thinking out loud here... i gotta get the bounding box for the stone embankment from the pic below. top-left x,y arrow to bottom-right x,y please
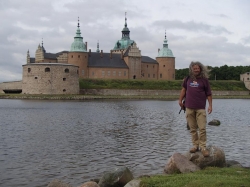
0,89 -> 249,100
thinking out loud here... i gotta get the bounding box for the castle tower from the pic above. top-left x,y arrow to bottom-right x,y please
35,39 -> 46,62
27,50 -> 30,64
156,31 -> 175,80
96,41 -> 100,53
112,12 -> 135,53
68,18 -> 88,78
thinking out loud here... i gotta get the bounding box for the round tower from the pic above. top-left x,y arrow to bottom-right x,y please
156,32 -> 175,80
68,18 -> 88,78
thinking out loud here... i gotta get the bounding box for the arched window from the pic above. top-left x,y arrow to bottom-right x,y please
65,68 -> 69,73
45,67 -> 50,72
28,68 -> 31,73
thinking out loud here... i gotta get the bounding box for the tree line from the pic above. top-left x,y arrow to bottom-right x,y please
175,65 -> 250,80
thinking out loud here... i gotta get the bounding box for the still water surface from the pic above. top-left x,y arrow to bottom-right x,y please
0,99 -> 249,187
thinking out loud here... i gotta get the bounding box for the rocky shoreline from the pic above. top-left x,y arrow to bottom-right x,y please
46,145 -> 248,187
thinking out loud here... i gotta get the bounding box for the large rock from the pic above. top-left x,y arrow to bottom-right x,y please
164,153 -> 200,174
225,160 -> 243,168
124,179 -> 141,187
78,181 -> 100,187
185,145 -> 225,169
98,167 -> 134,187
47,179 -> 73,187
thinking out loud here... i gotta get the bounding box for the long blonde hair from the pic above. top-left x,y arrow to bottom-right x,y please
189,61 -> 209,80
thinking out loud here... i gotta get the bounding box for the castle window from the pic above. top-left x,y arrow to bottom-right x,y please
148,74 -> 150,78
82,70 -> 84,75
77,70 -> 79,74
65,68 -> 69,73
78,55 -> 80,58
153,74 -> 155,78
71,55 -> 73,58
142,73 -> 144,77
153,66 -> 154,68
63,78 -> 66,81
248,78 -> 249,80
28,68 -> 31,73
163,65 -> 165,67
147,65 -> 148,68
113,71 -> 116,76
35,76 -> 38,79
92,72 -> 94,76
108,71 -> 111,76
63,89 -> 66,92
160,74 -> 162,78
124,71 -> 126,76
45,67 -> 50,72
119,71 -> 121,76
102,71 -> 105,76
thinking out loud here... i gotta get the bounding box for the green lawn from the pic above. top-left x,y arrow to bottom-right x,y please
140,167 -> 250,187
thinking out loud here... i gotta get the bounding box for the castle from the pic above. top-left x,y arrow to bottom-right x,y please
22,15 -> 175,94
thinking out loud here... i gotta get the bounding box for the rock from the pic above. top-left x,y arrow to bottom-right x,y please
164,153 -> 200,174
47,179 -> 73,187
124,179 -> 141,187
226,160 -> 244,168
208,119 -> 221,126
78,181 -> 100,187
185,145 -> 226,169
98,167 -> 134,187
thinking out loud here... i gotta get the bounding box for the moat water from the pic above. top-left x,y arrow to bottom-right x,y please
0,99 -> 249,187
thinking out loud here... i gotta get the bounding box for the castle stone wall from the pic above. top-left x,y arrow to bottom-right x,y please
22,63 -> 79,94
0,81 -> 22,93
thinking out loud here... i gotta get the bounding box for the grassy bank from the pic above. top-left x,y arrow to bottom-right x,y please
140,167 -> 250,187
79,79 -> 248,91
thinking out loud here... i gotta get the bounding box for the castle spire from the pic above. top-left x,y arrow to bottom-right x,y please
96,40 -> 100,53
125,12 -> 127,28
122,12 -> 130,39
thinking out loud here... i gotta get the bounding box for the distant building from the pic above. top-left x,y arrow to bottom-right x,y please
27,15 -> 175,82
240,72 -> 250,90
0,14 -> 177,94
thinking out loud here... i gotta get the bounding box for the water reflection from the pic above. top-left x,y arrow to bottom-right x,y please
0,99 -> 249,187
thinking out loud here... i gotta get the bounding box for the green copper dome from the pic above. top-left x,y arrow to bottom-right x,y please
157,33 -> 174,57
113,13 -> 135,50
70,19 -> 87,52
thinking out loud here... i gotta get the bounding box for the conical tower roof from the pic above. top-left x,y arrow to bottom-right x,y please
70,18 -> 87,52
157,31 -> 174,57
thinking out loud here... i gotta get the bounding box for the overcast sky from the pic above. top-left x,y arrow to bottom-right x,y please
0,0 -> 250,82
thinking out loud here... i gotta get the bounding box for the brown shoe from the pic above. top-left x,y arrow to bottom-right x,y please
189,147 -> 199,153
201,149 -> 210,157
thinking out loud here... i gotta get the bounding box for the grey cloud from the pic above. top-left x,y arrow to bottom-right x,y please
241,35 -> 250,45
152,20 -> 232,35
